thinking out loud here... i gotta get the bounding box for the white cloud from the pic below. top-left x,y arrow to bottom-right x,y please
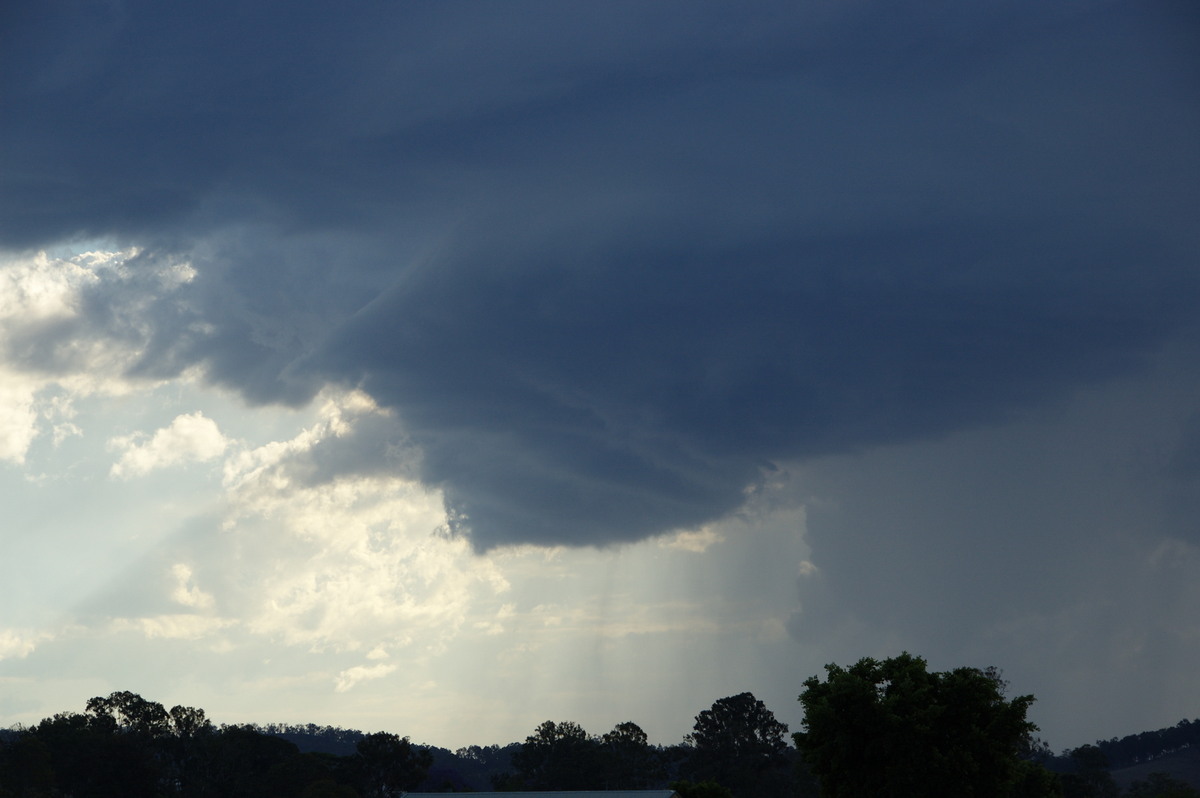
0,250 -> 97,321
232,473 -> 504,652
171,563 -> 216,610
659,526 -> 724,553
0,629 -> 45,660
110,412 -> 230,477
208,391 -> 511,656
0,380 -> 39,463
111,615 -> 236,640
0,369 -> 822,747
0,248 -> 192,463
335,663 -> 397,693
220,389 -> 386,497
51,421 -> 82,446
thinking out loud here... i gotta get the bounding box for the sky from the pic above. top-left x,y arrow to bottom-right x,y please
1,0 -> 1198,754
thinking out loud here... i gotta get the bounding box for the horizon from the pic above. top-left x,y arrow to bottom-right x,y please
2,1 -> 1198,757
8,686 -> 1198,761
5,658 -> 1191,755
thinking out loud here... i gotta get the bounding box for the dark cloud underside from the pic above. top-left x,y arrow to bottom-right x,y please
2,1 -> 1197,547
321,224 -> 1192,547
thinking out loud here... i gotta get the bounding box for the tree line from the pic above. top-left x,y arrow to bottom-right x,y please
0,690 -> 426,798
2,653 -> 1197,797
1047,720 -> 1200,770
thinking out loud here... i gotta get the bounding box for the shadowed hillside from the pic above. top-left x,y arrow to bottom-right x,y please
1112,747 -> 1200,792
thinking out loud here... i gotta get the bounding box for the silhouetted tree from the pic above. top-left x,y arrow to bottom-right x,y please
444,742 -> 520,790
1046,719 -> 1200,772
169,704 -> 213,738
352,731 -> 432,798
27,709 -> 162,797
0,693 -> 456,797
510,720 -> 602,789
601,721 -> 664,788
1060,745 -> 1119,798
797,653 -> 1055,798
86,690 -> 171,737
0,731 -> 56,796
671,778 -> 734,798
684,692 -> 791,798
198,724 -> 304,797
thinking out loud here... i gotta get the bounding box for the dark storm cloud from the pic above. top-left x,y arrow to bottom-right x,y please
316,222 -> 1193,548
782,352 -> 1200,745
2,1 -> 1197,547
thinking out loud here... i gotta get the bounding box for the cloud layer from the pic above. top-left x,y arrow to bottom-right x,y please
3,1 -> 1197,552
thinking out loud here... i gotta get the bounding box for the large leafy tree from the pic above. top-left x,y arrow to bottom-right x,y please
684,692 -> 791,798
602,721 -> 664,788
86,690 -> 172,737
796,653 -> 1056,798
26,709 -> 164,797
1059,745 -> 1119,798
0,691 -> 443,797
510,720 -> 603,790
352,731 -> 433,798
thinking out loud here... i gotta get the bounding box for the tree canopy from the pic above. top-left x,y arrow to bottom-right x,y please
509,719 -> 598,790
796,653 -> 1054,798
505,719 -> 664,790
0,691 -> 432,798
683,692 -> 792,798
4,679 -> 1196,797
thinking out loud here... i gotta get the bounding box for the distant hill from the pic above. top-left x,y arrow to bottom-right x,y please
1111,746 -> 1200,791
1044,719 -> 1200,771
255,718 -> 1200,792
252,723 -> 522,791
254,722 -> 364,756
1088,719 -> 1200,769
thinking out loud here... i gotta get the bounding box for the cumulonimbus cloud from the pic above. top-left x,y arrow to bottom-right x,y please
2,1 -> 1197,549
